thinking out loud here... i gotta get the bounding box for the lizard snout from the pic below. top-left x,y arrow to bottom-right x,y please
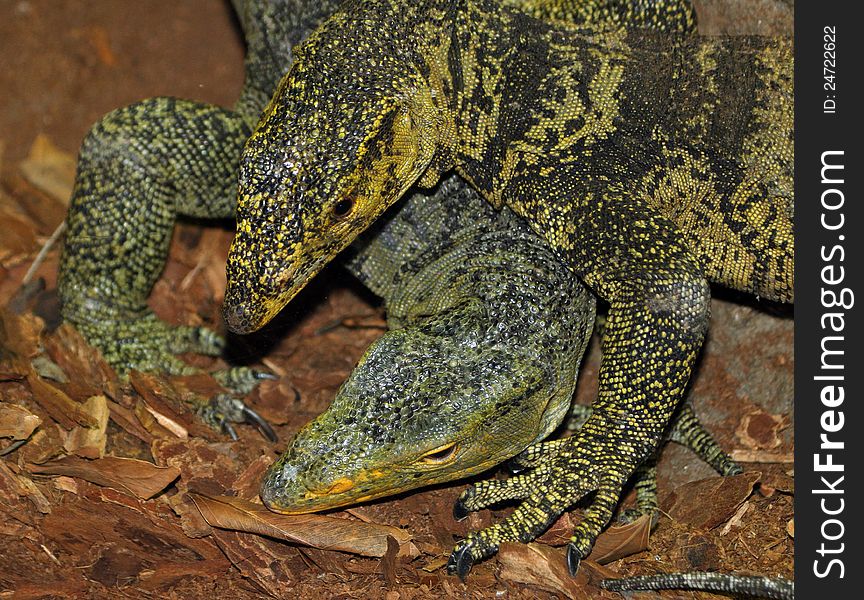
223,302 -> 253,334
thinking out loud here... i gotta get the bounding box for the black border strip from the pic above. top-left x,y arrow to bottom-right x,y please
794,2 -> 863,596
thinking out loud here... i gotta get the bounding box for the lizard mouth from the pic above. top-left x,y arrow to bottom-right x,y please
223,261 -> 310,333
260,461 -> 396,514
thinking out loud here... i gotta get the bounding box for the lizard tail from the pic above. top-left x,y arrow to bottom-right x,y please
601,571 -> 794,600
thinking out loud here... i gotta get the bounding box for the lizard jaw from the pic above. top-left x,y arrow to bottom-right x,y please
222,256 -> 316,334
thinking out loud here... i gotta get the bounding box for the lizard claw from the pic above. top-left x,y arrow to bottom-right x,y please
199,393 -> 276,441
447,540 -> 475,580
222,420 -> 239,441
254,371 -> 279,381
241,404 -> 278,442
452,498 -> 470,521
503,457 -> 525,474
566,543 -> 581,576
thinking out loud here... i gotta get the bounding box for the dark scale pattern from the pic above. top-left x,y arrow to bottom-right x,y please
223,0 -> 793,574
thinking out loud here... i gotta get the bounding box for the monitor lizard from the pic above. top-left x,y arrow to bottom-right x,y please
221,0 -> 793,576
274,171 -> 789,599
55,0 -> 790,591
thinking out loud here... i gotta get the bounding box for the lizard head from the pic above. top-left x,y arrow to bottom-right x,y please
223,7 -> 450,334
260,321 -> 574,515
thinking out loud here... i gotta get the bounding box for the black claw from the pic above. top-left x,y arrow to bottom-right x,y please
447,543 -> 474,580
566,543 -> 581,577
223,421 -> 239,441
452,499 -> 470,521
242,405 -> 278,442
504,457 -> 525,474
255,371 -> 279,381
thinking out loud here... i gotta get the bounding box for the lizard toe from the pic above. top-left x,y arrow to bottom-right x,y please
196,393 -> 275,441
566,542 -> 582,576
170,325 -> 226,356
456,472 -> 535,513
452,498 -> 470,521
212,366 -> 277,395
446,540 -> 476,580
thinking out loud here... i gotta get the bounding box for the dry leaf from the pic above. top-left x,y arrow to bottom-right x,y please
380,534 -> 400,587
13,425 -> 66,465
133,399 -> 180,439
588,513 -> 652,564
730,449 -> 793,464
533,511 -> 651,565
42,323 -> 119,400
497,542 -> 594,599
230,455 -> 272,500
137,401 -> 188,439
735,408 -> 786,450
0,461 -> 52,515
720,500 -> 751,536
53,476 -> 79,494
757,471 -> 795,498
0,403 -> 41,441
720,502 -> 751,537
15,475 -> 52,514
662,472 -> 761,530
535,511 -> 576,546
0,309 -> 43,362
129,371 -> 192,439
105,398 -> 153,443
191,494 -> 418,558
18,134 -> 76,204
28,455 -> 180,499
210,528 -> 305,594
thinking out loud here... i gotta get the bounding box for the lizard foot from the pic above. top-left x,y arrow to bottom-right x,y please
212,367 -> 278,395
70,310 -> 276,393
196,393 -> 277,442
73,311 -> 226,375
69,310 -> 277,439
447,433 -> 631,579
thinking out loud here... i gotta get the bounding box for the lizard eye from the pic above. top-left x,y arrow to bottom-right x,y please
332,197 -> 355,219
419,442 -> 458,465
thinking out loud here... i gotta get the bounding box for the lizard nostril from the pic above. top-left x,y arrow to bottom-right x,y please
223,303 -> 251,334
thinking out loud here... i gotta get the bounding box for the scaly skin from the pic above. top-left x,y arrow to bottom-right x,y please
56,0 -> 350,429
56,0 -> 342,394
601,572 -> 794,600
263,178 -> 595,511
56,0 -> 768,585
263,178 -> 741,524
223,0 -> 793,573
56,0 -> 693,414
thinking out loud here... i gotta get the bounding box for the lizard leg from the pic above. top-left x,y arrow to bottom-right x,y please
447,186 -> 712,576
669,403 -> 742,477
59,97 -> 272,410
457,399 -> 739,538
